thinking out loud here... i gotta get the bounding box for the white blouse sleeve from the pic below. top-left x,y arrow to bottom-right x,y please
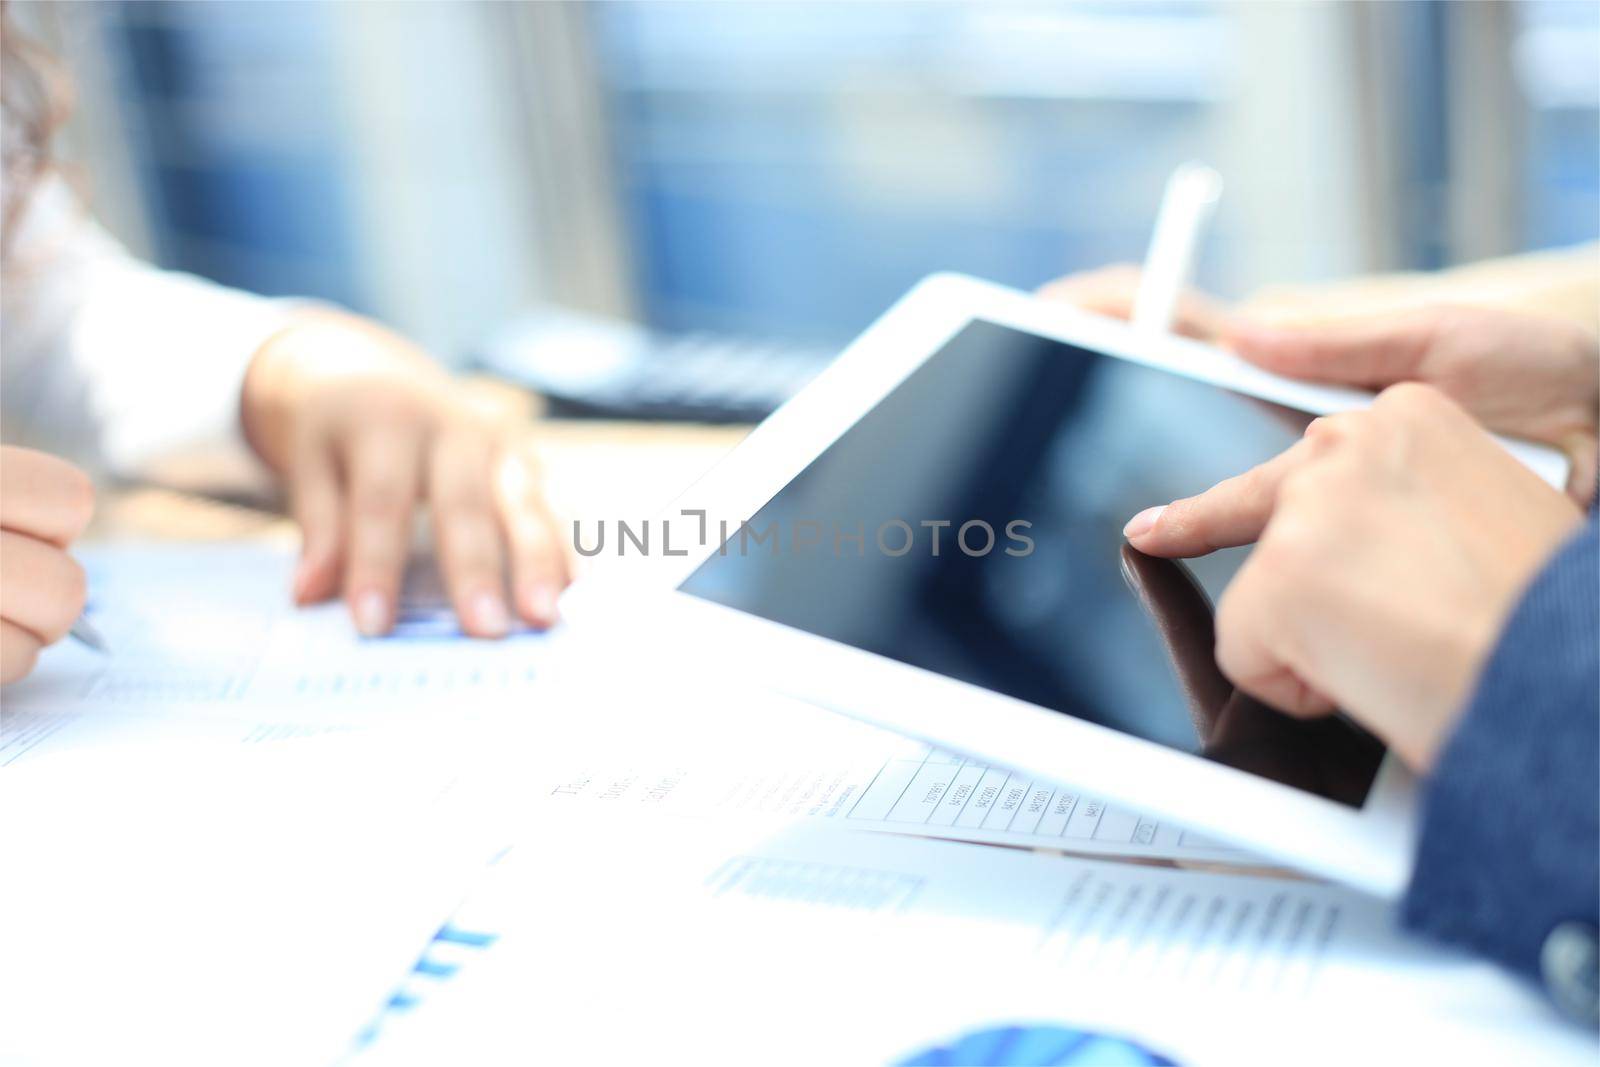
1,175 -> 295,484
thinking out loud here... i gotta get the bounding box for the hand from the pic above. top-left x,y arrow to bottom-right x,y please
1041,267 -> 1600,503
1224,306 -> 1600,504
241,313 -> 569,638
0,447 -> 94,683
1122,383 -> 1583,771
1036,263 -> 1234,342
1118,545 -> 1384,805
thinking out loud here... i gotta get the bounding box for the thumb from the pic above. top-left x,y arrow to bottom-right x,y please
1224,308 -> 1441,390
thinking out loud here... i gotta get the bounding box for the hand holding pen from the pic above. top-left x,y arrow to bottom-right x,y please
0,445 -> 99,683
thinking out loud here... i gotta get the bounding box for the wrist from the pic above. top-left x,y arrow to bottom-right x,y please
240,312 -> 445,472
1410,610 -> 1503,772
1414,510 -> 1584,770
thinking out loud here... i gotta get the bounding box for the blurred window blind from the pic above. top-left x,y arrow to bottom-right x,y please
588,2 -> 1233,343
1512,0 -> 1600,250
97,2 -> 366,309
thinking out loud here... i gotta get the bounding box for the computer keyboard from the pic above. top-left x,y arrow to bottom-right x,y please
474,306 -> 836,424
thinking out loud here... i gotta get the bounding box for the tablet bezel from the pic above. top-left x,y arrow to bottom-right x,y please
563,273 -> 1568,897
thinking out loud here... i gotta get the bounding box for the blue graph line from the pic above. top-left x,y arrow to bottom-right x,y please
412,957 -> 459,978
352,923 -> 501,1049
433,924 -> 498,948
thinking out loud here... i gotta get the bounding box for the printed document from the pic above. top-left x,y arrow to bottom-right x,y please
1,543 -> 557,766
351,813 -> 1588,1067
536,679 -> 1248,863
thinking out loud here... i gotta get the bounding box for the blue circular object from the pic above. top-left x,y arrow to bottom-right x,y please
897,1024 -> 1179,1066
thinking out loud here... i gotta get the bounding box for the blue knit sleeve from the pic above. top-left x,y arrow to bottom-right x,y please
1402,517 -> 1598,999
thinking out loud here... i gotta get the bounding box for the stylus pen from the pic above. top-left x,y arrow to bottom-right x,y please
1131,161 -> 1223,336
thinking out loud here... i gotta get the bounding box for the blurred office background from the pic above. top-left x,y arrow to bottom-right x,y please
24,0 -> 1600,365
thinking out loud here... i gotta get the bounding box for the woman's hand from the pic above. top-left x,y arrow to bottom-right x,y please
1224,306 -> 1600,504
1041,267 -> 1598,502
1122,383 -> 1583,772
0,446 -> 94,683
241,313 -> 569,639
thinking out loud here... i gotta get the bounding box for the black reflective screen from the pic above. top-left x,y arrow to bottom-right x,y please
682,321 -> 1383,806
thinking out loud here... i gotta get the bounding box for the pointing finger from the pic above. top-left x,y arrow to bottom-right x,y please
1124,436 -> 1317,558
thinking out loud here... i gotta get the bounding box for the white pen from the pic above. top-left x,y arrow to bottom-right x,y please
1131,161 -> 1223,336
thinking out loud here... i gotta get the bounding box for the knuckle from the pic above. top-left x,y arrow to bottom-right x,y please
359,388 -> 431,426
436,498 -> 495,538
1427,302 -> 1500,344
438,516 -> 499,566
432,474 -> 494,516
349,516 -> 408,566
60,465 -> 96,534
1235,462 -> 1275,502
1303,416 -> 1329,437
445,550 -> 499,582
1301,415 -> 1344,451
1375,380 -> 1442,412
1415,304 -> 1459,339
351,482 -> 409,522
1313,410 -> 1381,458
1254,511 -> 1316,573
443,559 -> 500,595
1154,496 -> 1193,537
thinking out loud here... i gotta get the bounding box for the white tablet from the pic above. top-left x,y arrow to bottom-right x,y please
564,273 -> 1570,898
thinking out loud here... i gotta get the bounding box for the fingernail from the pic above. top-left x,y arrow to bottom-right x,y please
354,590 -> 390,637
1123,506 -> 1166,540
528,583 -> 560,627
471,591 -> 510,637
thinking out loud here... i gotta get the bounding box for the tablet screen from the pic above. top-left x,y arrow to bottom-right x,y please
681,320 -> 1384,806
